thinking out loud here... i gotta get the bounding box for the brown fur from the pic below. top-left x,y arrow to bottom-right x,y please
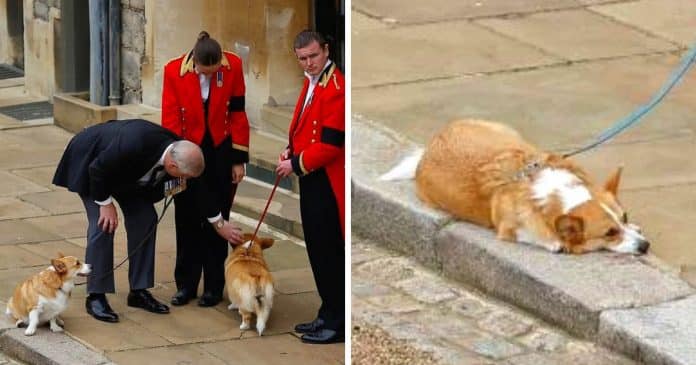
224,233 -> 275,334
415,119 -> 646,254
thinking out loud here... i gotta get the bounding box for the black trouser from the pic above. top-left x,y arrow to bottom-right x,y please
81,193 -> 157,294
299,168 -> 345,331
173,132 -> 236,296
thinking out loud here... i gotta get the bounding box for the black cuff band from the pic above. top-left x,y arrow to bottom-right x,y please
321,127 -> 344,147
230,148 -> 249,163
228,96 -> 245,112
291,155 -> 304,176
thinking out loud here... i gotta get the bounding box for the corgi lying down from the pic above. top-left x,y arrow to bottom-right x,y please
381,119 -> 649,255
225,234 -> 275,335
6,254 -> 91,335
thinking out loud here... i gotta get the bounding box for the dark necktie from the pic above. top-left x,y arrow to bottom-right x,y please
147,165 -> 165,187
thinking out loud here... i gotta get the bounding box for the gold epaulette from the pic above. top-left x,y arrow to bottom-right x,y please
319,63 -> 337,88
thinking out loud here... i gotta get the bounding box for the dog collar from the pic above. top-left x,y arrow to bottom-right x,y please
512,157 -> 546,182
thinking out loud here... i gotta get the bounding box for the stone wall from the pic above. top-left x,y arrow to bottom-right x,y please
23,0 -> 59,98
121,0 -> 146,104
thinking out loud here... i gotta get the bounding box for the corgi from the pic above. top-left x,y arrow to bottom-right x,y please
6,253 -> 91,335
381,119 -> 650,255
225,233 -> 275,335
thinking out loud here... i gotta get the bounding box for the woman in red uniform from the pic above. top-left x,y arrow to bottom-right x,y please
161,31 -> 249,307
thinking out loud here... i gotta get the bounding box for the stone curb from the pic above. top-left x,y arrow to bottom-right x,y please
351,115 -> 696,364
0,327 -> 113,365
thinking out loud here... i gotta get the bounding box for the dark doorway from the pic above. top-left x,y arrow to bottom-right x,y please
313,0 -> 344,72
57,0 -> 90,92
6,0 -> 24,69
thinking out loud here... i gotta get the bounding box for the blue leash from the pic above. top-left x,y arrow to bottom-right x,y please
563,42 -> 696,158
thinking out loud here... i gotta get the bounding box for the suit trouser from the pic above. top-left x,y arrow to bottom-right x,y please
173,134 -> 235,296
299,168 -> 345,331
81,194 -> 157,294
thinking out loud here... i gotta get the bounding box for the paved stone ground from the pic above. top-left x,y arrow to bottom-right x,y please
352,0 -> 696,282
0,80 -> 343,364
0,351 -> 24,365
352,236 -> 636,365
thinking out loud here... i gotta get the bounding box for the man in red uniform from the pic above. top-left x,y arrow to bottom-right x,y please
277,30 -> 345,344
161,32 -> 248,307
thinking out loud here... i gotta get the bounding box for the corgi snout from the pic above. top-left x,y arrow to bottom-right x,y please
78,263 -> 92,277
637,240 -> 650,254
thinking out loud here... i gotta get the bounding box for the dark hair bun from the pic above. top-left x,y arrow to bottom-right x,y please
197,31 -> 210,41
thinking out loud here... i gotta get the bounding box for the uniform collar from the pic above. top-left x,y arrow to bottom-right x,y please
179,50 -> 231,77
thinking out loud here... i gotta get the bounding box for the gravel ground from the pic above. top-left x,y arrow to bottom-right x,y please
352,320 -> 440,365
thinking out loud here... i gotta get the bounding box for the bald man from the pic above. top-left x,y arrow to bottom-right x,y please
53,119 -> 243,323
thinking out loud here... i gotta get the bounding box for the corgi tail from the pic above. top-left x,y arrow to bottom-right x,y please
378,148 -> 424,181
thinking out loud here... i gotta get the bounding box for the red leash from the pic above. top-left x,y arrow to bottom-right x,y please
242,175 -> 283,248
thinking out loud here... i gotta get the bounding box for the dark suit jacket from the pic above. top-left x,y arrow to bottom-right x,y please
53,119 -> 179,203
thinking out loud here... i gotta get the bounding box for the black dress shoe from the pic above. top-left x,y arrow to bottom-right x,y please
127,289 -> 170,314
85,294 -> 119,323
170,288 -> 197,306
301,328 -> 344,344
197,291 -> 222,307
294,318 -> 325,334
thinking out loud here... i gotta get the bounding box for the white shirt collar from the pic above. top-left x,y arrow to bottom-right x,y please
304,60 -> 332,85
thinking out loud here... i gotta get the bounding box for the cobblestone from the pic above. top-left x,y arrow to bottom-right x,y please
352,236 -> 636,364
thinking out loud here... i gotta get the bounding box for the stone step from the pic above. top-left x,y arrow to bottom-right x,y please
260,104 -> 294,136
232,177 -> 303,239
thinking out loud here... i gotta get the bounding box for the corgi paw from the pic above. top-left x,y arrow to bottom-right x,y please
544,241 -> 563,253
56,317 -> 65,326
24,327 -> 36,336
15,320 -> 25,328
50,324 -> 64,333
227,303 -> 238,311
239,322 -> 250,330
256,324 -> 265,336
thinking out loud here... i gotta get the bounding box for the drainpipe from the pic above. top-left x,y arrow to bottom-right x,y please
108,0 -> 121,106
89,0 -> 108,106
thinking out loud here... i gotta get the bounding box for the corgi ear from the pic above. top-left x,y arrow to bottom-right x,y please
604,167 -> 623,197
51,259 -> 68,274
554,215 -> 585,246
259,237 -> 275,249
57,252 -> 65,258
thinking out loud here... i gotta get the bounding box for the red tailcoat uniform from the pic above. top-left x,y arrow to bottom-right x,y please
289,62 -> 345,235
160,50 -> 250,297
161,50 -> 249,164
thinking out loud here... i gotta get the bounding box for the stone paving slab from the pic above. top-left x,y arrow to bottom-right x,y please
199,334 -> 345,365
0,220 -> 61,245
18,190 -> 83,215
353,237 -> 636,365
0,197 -> 48,221
352,20 -> 561,87
0,171 -> 48,198
353,0 -> 581,24
599,295 -> 696,365
436,223 -> 693,337
476,9 -> 676,61
591,0 -> 696,46
353,53 -> 695,149
0,326 -> 113,365
10,167 -> 61,190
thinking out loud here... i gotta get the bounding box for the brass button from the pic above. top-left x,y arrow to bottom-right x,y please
313,120 -> 317,125
312,130 -> 316,135
311,138 -> 315,143
224,131 -> 228,136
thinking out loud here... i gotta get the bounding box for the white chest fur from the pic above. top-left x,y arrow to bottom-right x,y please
37,283 -> 72,322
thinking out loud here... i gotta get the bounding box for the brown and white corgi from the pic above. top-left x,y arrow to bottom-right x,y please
5,254 -> 91,335
225,233 -> 275,335
381,119 -> 650,255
